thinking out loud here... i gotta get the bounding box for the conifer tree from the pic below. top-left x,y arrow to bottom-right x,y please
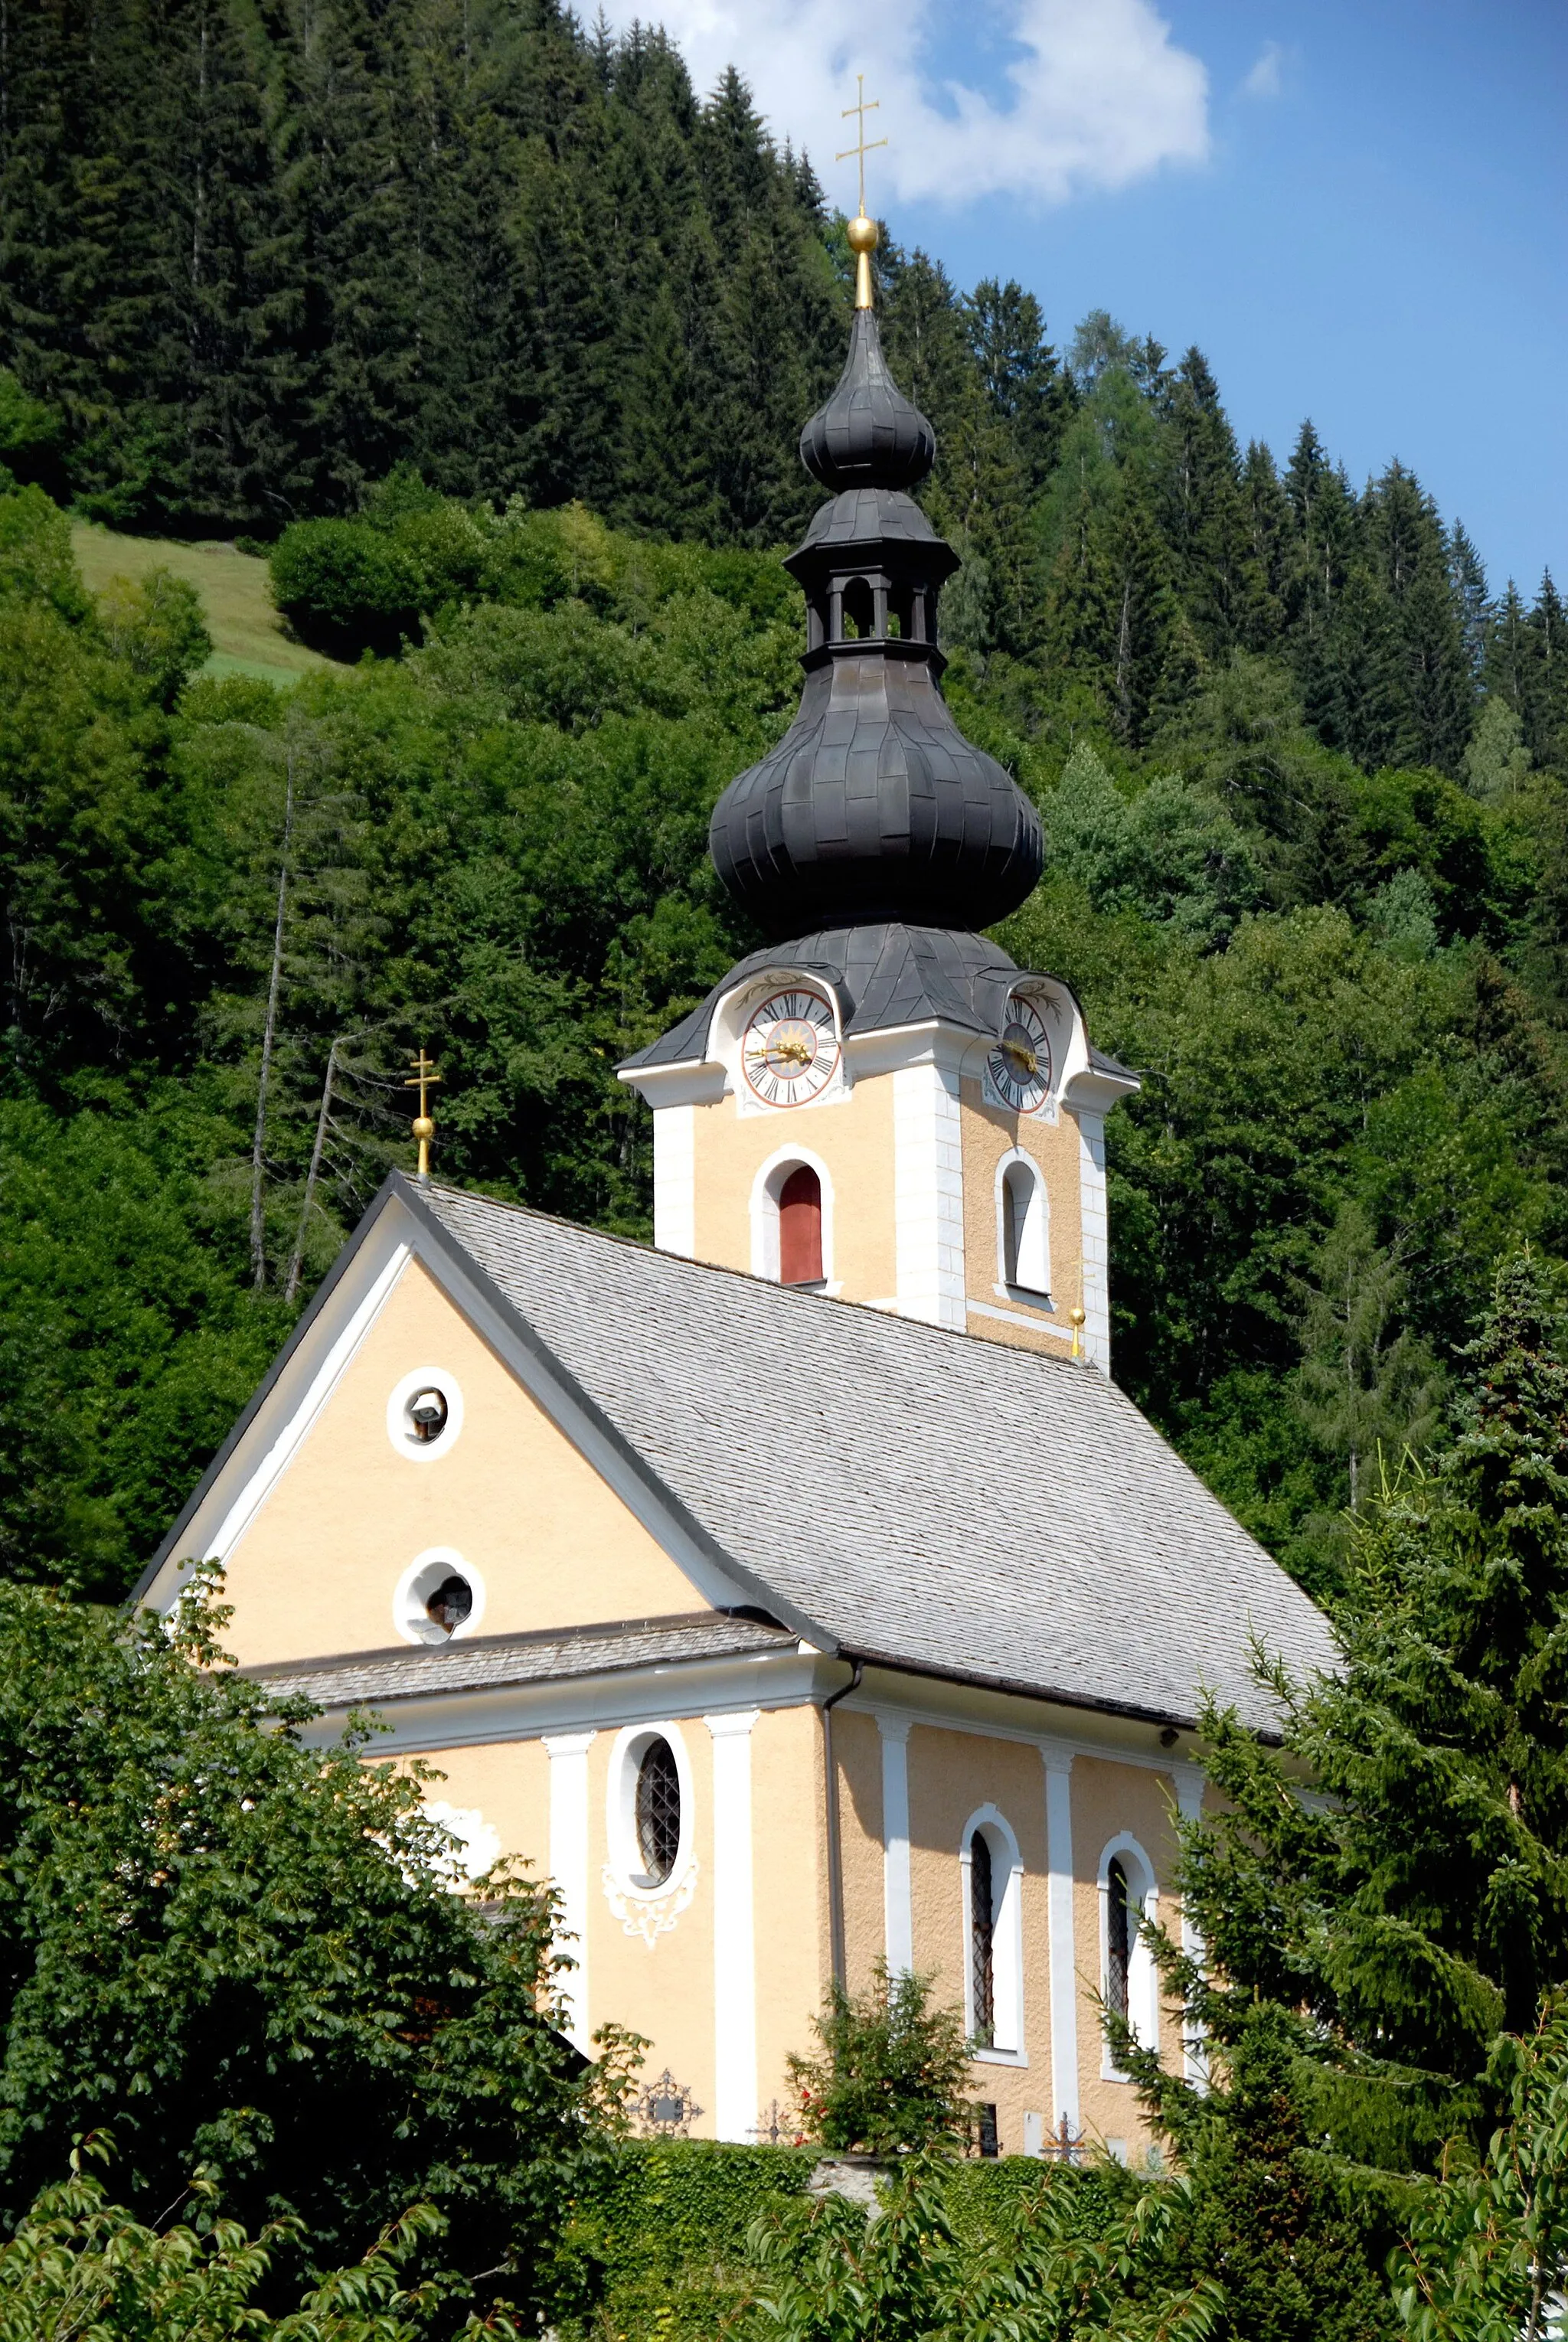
1152,1253 -> 1568,2178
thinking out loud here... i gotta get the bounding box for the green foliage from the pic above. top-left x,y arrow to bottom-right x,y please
0,1099 -> 287,1600
0,1579 -> 620,2323
0,2154 -> 517,2340
561,2140 -> 815,2341
745,2156 -> 1224,2342
1133,1255 -> 1568,2199
786,1962 -> 975,2157
1393,2007 -> 1568,2342
1127,2008 -> 1400,2342
271,523 -> 423,658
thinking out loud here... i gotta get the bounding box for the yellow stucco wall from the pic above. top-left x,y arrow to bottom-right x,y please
586,1720 -> 720,2122
1070,1756 -> 1185,2159
218,1257 -> 706,1666
958,1080 -> 1086,1357
689,1079 -> 898,1300
753,1704 -> 833,2117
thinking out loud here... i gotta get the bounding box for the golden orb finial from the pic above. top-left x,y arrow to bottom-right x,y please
404,1048 -> 442,1182
836,74 -> 887,309
1069,1305 -> 1086,1360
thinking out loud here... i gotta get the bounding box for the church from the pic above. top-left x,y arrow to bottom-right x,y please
135,205 -> 1334,2167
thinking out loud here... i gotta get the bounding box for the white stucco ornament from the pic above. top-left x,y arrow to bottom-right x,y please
601,1859 -> 699,1948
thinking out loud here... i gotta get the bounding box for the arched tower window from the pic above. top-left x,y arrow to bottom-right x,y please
778,1164 -> 823,1285
1106,1854 -> 1132,2023
998,1156 -> 1050,1295
969,1827 -> 996,2047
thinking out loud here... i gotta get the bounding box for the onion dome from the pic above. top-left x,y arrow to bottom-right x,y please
799,309 -> 936,492
707,219 -> 1042,942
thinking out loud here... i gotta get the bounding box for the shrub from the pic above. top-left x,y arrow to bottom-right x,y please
786,1962 -> 973,2156
270,519 -> 422,655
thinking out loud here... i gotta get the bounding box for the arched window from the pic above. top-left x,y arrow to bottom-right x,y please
1099,1835 -> 1158,2075
841,576 -> 874,641
778,1164 -> 823,1285
969,1828 -> 996,2048
962,1808 -> 1024,2058
1106,1855 -> 1132,2023
998,1157 -> 1050,1295
635,1736 -> 681,1886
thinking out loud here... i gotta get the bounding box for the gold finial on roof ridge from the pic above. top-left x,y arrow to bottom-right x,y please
836,73 -> 887,309
1069,1305 -> 1086,1360
404,1047 -> 441,1181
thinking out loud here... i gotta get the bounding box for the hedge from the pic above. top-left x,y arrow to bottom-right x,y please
559,2140 -> 1087,2340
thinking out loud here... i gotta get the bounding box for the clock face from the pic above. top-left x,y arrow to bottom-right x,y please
988,993 -> 1053,1114
741,987 -> 840,1107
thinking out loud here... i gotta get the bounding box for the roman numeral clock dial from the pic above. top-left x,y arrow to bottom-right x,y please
741,988 -> 840,1106
987,993 -> 1053,1114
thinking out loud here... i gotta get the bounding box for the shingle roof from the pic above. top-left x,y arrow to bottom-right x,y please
247,1612 -> 792,1712
410,1181 -> 1337,1734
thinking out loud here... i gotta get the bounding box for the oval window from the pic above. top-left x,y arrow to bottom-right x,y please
407,1386 -> 449,1442
635,1736 -> 682,1886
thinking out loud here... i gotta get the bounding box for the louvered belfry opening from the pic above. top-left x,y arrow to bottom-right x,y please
970,1829 -> 996,2048
635,1737 -> 681,1883
778,1164 -> 823,1285
1106,1855 -> 1132,2022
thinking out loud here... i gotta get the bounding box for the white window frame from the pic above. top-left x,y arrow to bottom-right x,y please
1099,1832 -> 1159,2079
749,1144 -> 838,1292
391,1546 -> 486,1646
605,1722 -> 696,1901
959,1804 -> 1027,2065
994,1151 -> 1050,1299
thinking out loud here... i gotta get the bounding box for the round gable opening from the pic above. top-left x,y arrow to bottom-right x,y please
394,1548 -> 485,1645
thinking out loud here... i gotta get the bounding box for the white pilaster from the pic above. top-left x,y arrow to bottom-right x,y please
877,1715 -> 913,1975
544,1729 -> 596,2051
705,1709 -> 760,2141
1075,1108 -> 1111,1373
1171,1761 -> 1208,2088
652,1103 -> 696,1256
1041,1749 -> 1080,2139
893,1062 -> 965,1329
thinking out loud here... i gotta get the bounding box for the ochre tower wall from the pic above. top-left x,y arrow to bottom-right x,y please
672,1070 -> 1087,1358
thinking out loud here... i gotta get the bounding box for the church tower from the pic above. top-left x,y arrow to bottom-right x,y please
619,213 -> 1136,1367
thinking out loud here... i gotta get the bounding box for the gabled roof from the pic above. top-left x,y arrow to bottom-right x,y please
396,1179 -> 1332,1733
142,1174 -> 1334,1735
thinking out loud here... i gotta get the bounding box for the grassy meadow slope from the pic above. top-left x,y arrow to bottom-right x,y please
70,522 -> 338,685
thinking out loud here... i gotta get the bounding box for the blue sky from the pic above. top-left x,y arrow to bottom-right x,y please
596,0 -> 1566,596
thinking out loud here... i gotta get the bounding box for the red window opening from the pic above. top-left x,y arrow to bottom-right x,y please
778,1165 -> 823,1285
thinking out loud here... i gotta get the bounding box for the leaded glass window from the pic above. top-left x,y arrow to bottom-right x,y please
1106,1855 -> 1132,2024
970,1829 -> 995,2048
635,1737 -> 681,1883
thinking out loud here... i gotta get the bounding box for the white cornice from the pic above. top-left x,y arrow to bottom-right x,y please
287,1648 -> 825,1755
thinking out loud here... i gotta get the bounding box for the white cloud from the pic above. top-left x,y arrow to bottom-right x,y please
595,0 -> 1210,209
1242,41 -> 1285,100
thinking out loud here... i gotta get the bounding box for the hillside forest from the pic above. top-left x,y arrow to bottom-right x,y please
3,0 -> 1568,1610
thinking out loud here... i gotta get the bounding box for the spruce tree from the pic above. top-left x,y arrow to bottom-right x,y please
1158,1253 -> 1568,2177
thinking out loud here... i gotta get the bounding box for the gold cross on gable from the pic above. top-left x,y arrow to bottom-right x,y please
404,1048 -> 442,1179
836,73 -> 887,219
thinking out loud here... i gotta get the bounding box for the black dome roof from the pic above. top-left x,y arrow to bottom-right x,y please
710,654 -> 1041,938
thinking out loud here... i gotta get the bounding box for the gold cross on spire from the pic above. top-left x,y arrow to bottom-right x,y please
837,73 -> 887,219
836,74 -> 887,309
404,1048 -> 441,1181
